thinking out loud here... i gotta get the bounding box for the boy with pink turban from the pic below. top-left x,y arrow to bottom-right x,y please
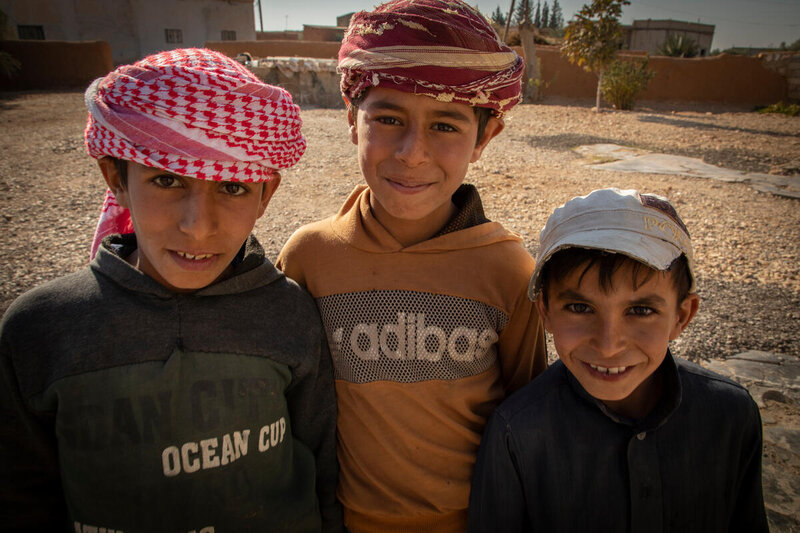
0,48 -> 341,531
276,1 -> 547,530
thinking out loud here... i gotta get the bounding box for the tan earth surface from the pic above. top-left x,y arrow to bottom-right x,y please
1,91 -> 799,529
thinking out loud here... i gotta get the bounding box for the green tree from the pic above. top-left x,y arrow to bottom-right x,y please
788,37 -> 800,51
657,34 -> 699,58
541,2 -> 550,32
600,58 -> 655,110
491,5 -> 507,26
561,0 -> 630,110
550,0 -> 564,29
516,0 -> 533,26
534,1 -> 541,27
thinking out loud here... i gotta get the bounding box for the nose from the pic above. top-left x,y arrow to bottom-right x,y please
396,125 -> 429,167
590,315 -> 626,357
179,187 -> 219,240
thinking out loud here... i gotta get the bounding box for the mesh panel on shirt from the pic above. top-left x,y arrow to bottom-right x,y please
317,290 -> 510,384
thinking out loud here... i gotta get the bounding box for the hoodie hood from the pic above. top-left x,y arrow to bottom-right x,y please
93,233 -> 283,298
329,185 -> 523,254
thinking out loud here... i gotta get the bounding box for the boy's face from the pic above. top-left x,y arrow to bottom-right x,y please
100,159 -> 279,292
536,260 -> 698,419
349,87 -> 503,245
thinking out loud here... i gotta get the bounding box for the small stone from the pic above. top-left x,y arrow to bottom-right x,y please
763,390 -> 792,405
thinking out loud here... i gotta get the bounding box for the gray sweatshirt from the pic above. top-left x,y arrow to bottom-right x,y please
0,234 -> 341,532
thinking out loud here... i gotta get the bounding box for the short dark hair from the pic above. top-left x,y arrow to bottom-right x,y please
111,157 -> 128,188
539,248 -> 692,308
349,89 -> 494,146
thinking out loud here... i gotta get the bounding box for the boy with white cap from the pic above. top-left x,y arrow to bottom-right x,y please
0,48 -> 341,531
468,188 -> 768,532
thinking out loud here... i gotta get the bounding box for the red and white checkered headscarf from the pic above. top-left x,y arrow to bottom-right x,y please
84,48 -> 305,258
338,0 -> 524,117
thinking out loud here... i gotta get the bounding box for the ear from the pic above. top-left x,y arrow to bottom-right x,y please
347,106 -> 358,146
256,173 -> 281,219
669,293 -> 699,341
97,157 -> 130,209
470,116 -> 505,163
534,295 -> 553,334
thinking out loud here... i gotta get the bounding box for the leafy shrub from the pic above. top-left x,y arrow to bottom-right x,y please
757,101 -> 800,117
0,51 -> 21,79
600,58 -> 655,110
658,34 -> 699,58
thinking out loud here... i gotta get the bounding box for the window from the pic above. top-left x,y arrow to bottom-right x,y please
165,28 -> 183,44
221,30 -> 236,41
18,25 -> 45,40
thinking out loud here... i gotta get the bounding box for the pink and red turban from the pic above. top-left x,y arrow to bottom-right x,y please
84,48 -> 305,258
338,0 -> 524,117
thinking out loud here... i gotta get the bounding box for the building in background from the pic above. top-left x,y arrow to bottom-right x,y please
624,19 -> 715,57
302,25 -> 345,42
0,0 -> 255,64
336,13 -> 354,28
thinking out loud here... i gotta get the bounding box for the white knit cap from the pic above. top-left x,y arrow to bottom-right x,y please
528,188 -> 696,300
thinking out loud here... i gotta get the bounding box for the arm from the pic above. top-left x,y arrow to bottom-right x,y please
498,285 -> 548,394
729,396 -> 769,533
0,321 -> 68,529
468,411 -> 529,533
285,327 -> 343,533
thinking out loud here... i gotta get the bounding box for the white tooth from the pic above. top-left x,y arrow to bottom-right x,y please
609,367 -> 620,375
590,363 -> 598,370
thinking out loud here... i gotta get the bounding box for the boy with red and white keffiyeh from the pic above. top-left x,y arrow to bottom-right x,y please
276,1 -> 548,531
0,48 -> 342,532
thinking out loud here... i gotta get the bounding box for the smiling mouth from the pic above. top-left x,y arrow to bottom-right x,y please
588,363 -> 629,375
386,178 -> 431,191
175,251 -> 215,261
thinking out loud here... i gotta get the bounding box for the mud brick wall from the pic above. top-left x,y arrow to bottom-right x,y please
0,40 -> 113,91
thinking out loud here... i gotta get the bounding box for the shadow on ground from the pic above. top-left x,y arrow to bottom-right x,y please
637,114 -> 798,140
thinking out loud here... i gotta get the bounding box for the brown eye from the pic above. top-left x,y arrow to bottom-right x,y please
221,182 -> 247,196
432,122 -> 457,132
152,175 -> 179,188
629,306 -> 655,316
565,303 -> 591,314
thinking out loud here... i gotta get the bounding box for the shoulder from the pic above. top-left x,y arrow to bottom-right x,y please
494,361 -> 571,424
277,217 -> 337,276
2,268 -> 99,328
262,273 -> 320,317
282,217 -> 337,249
677,358 -> 760,417
450,222 -> 536,283
678,358 -> 752,396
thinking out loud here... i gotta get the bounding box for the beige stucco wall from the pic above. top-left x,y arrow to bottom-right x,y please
0,0 -> 255,64
629,20 -> 715,57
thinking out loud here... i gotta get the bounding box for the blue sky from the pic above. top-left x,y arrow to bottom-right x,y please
253,0 -> 800,51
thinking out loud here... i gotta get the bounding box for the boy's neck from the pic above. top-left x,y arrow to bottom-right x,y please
602,366 -> 664,420
124,247 -> 234,293
370,196 -> 458,247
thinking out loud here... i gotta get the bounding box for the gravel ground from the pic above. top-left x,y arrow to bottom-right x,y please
1,91 -> 799,527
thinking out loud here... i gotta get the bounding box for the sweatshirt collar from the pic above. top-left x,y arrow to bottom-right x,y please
329,184 -> 521,253
567,350 -> 683,431
92,234 -> 282,298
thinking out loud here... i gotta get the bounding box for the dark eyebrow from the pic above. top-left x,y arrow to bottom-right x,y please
629,295 -> 668,307
556,288 -> 669,307
369,99 -> 473,123
556,288 -> 587,301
